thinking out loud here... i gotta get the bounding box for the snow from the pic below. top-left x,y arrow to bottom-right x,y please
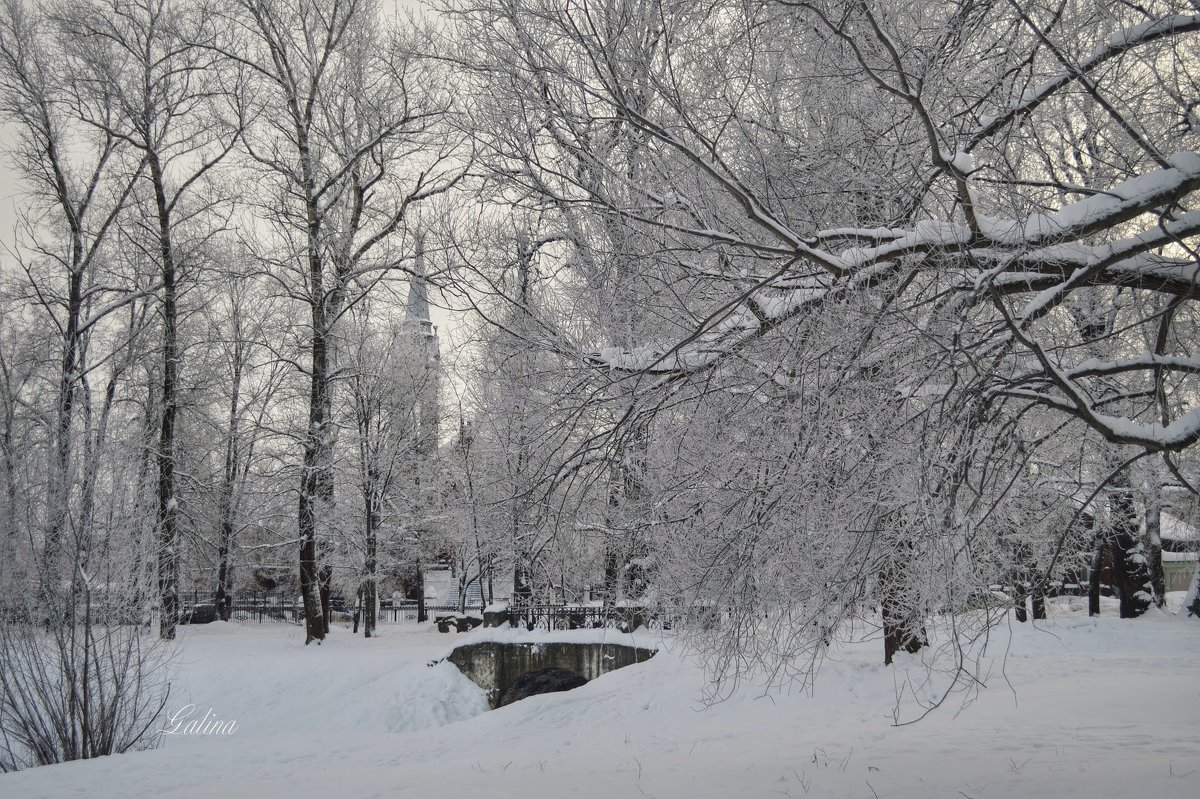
2,609 -> 1198,799
1163,512 -> 1200,542
948,149 -> 974,174
592,146 -> 1200,379
1101,14 -> 1200,51
1085,404 -> 1200,450
430,625 -> 660,657
811,226 -> 906,242
974,152 -> 1200,246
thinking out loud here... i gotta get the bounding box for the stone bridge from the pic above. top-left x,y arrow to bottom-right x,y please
443,639 -> 657,708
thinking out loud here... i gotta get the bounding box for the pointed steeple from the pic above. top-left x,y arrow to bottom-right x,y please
405,240 -> 434,341
405,237 -> 440,456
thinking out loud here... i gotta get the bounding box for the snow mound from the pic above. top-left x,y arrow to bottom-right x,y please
2,612 -> 1198,799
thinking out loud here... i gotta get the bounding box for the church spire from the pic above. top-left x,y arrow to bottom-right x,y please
405,241 -> 434,341
405,238 -> 440,456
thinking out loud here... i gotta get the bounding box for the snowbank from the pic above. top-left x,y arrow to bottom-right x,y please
2,609 -> 1197,799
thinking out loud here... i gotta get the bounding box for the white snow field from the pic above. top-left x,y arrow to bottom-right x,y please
2,603 -> 1197,799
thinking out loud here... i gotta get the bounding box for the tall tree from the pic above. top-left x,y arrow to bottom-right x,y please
218,0 -> 460,641
57,0 -> 244,638
0,0 -> 147,595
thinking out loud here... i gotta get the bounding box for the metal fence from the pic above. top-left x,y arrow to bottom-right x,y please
504,604 -> 676,631
379,602 -> 462,623
181,593 -> 473,625
182,590 -> 301,625
179,591 -> 677,631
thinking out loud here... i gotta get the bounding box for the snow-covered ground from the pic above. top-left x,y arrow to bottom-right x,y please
3,601 -> 1198,799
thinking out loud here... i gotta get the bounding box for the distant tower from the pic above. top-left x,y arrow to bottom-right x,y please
405,244 -> 440,457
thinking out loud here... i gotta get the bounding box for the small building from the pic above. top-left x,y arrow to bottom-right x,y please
1162,513 -> 1199,593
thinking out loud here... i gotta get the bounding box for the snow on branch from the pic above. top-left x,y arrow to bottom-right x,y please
969,14 -> 1200,149
1067,354 -> 1200,380
590,154 -> 1200,375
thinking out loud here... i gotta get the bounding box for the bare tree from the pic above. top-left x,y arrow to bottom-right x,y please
211,0 -> 461,642
344,294 -> 438,637
0,0 -> 149,593
55,0 -> 245,639
446,0 -> 1200,684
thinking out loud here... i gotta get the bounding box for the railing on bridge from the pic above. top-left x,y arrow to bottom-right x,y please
504,604 -> 676,632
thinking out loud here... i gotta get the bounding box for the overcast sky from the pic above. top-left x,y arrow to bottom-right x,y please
0,0 -> 426,257
1,121 -> 17,259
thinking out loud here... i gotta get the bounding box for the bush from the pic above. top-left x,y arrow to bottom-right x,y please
0,596 -> 172,772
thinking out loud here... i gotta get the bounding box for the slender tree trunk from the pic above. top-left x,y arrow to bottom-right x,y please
1011,540 -> 1029,622
297,297 -> 327,642
416,562 -> 426,623
1144,485 -> 1166,608
151,157 -> 180,641
363,482 -> 377,638
1089,506 -> 1104,611
1088,538 -> 1104,617
215,347 -> 243,622
45,265 -> 84,592
602,502 -> 620,608
1031,586 -> 1047,620
621,422 -> 650,602
512,498 -> 534,606
132,376 -> 159,625
295,114 -> 329,643
319,564 -> 333,633
299,410 -> 326,642
1013,576 -> 1029,623
352,584 -> 362,633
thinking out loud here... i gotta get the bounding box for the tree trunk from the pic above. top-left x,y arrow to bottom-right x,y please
1013,578 -> 1029,623
416,562 -> 427,623
298,314 -> 328,642
1107,470 -> 1152,619
513,560 -> 533,606
1031,582 -> 1046,620
352,587 -> 361,634
152,156 -> 179,642
215,347 -> 243,622
1012,546 -> 1029,622
362,578 -> 375,638
602,529 -> 620,608
319,564 -> 333,633
363,483 -> 377,638
44,266 -> 84,593
1144,492 -> 1166,608
215,534 -> 233,622
512,498 -> 534,606
1088,540 -> 1104,616
880,539 -> 925,665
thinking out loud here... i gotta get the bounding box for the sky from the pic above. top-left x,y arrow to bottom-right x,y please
0,2 -> 464,409
0,0 -> 426,260
1,121 -> 17,260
